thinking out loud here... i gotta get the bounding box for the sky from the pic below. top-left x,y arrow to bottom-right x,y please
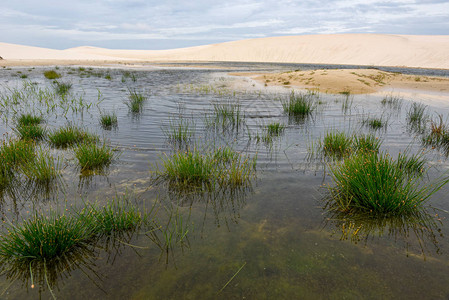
1,0 -> 448,50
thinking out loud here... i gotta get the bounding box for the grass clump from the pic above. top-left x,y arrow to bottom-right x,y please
80,194 -> 146,237
43,70 -> 61,80
74,142 -> 117,171
21,149 -> 61,185
17,113 -> 43,127
312,132 -> 381,160
125,89 -> 146,113
381,94 -> 403,110
327,151 -> 448,216
14,124 -> 46,141
422,115 -> 449,153
266,122 -> 286,136
0,213 -> 92,265
53,81 -> 72,96
48,125 -> 98,148
163,117 -> 195,147
99,112 -> 118,129
407,102 -> 427,132
321,131 -> 353,159
155,147 -> 256,191
362,116 -> 386,130
282,91 -> 317,121
209,100 -> 244,131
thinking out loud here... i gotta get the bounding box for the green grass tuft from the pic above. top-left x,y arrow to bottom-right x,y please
99,112 -> 118,129
282,91 -> 317,121
327,151 -> 448,216
17,114 -> 43,127
14,124 -> 46,141
155,147 -> 256,191
53,81 -> 72,96
43,70 -> 61,80
48,125 -> 98,148
125,89 -> 146,113
74,142 -> 117,171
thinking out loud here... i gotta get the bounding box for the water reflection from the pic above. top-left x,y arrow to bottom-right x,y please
323,206 -> 443,256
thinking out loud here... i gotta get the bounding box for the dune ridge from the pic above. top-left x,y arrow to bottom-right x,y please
1,34 -> 449,69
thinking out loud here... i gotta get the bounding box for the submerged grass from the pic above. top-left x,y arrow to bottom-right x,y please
48,125 -> 98,148
327,151 -> 448,216
266,122 -> 286,136
422,115 -> 449,154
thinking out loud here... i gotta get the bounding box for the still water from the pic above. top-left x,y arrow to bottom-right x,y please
0,63 -> 449,299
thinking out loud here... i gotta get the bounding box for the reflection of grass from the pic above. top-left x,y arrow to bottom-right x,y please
48,125 -> 98,148
155,147 -> 256,191
74,142 -> 117,171
327,151 -> 449,216
323,205 -> 442,255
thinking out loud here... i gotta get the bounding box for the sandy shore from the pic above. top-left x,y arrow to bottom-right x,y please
1,34 -> 449,69
234,69 -> 449,94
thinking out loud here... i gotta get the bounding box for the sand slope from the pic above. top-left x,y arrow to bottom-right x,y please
1,34 -> 449,69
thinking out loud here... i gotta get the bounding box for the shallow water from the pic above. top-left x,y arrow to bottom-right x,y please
1,64 -> 449,299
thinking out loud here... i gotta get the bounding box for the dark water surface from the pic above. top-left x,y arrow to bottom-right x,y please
0,63 -> 449,299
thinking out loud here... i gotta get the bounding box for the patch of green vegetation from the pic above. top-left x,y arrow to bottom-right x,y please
266,122 -> 286,136
381,94 -> 403,110
14,124 -> 46,141
154,147 -> 256,191
48,125 -> 98,148
99,112 -> 118,129
17,113 -> 43,127
53,81 -> 72,96
362,116 -> 386,130
407,102 -> 427,132
327,151 -> 449,216
125,89 -> 146,113
74,142 -> 117,172
208,100 -> 244,132
163,117 -> 195,147
282,91 -> 317,122
422,115 -> 449,153
311,132 -> 381,160
43,70 -> 61,80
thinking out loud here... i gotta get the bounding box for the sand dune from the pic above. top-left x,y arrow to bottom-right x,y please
1,34 -> 449,69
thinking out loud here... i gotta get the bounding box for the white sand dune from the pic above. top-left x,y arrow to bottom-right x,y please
1,34 -> 449,69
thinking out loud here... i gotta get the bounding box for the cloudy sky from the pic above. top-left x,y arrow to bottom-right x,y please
1,0 -> 448,50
